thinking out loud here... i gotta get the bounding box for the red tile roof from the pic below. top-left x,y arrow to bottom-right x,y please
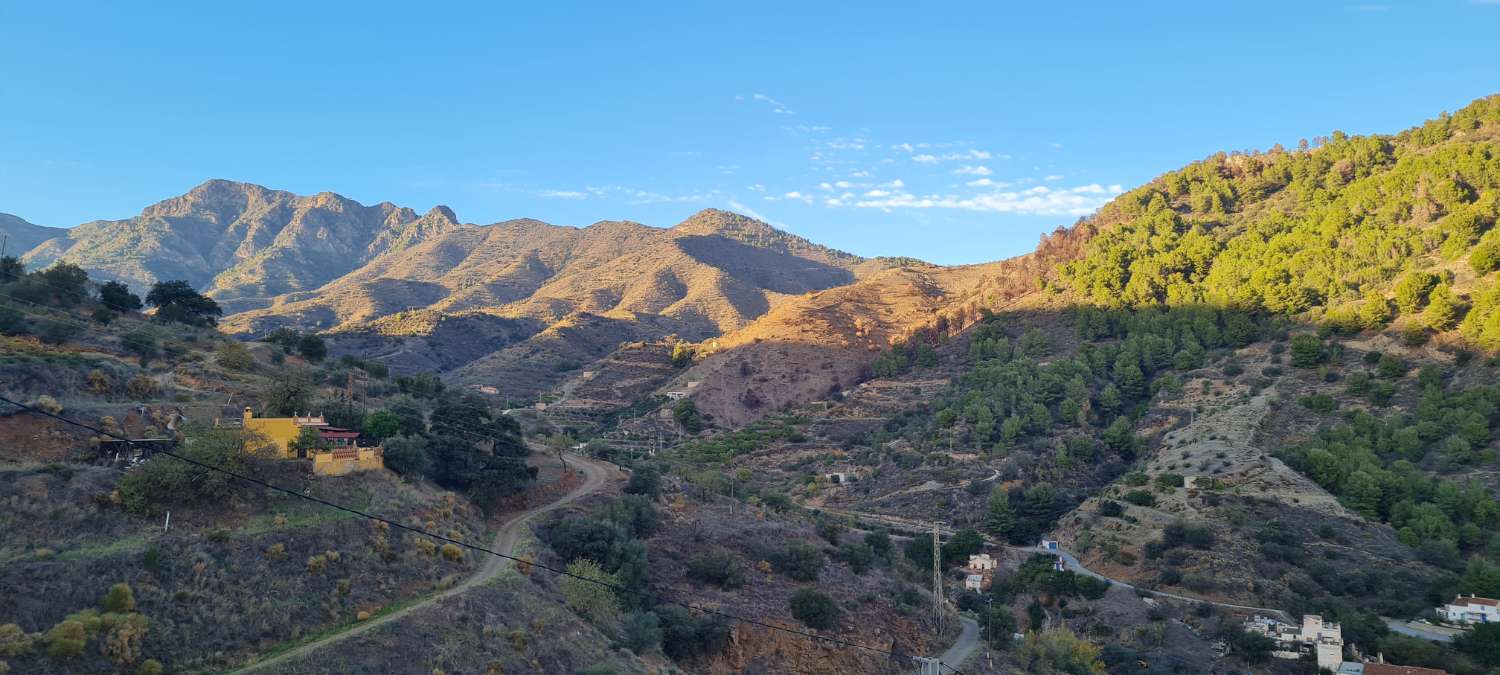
1453,595 -> 1500,607
1361,663 -> 1449,675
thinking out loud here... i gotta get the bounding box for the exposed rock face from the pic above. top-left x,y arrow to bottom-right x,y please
18,179 -> 458,304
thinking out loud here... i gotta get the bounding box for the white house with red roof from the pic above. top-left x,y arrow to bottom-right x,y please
1440,594 -> 1500,624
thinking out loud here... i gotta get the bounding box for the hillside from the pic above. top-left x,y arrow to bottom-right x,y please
582,94 -> 1500,674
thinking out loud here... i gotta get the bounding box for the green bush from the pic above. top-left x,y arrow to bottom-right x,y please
117,428 -> 270,513
1123,490 -> 1156,507
1297,393 -> 1337,413
685,549 -> 744,588
770,542 -> 824,582
102,583 -> 135,613
380,435 -> 430,478
788,588 -> 840,629
1289,334 -> 1324,368
621,611 -> 662,654
44,620 -> 85,660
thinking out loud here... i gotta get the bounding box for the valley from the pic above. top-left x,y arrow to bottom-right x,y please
5,93 -> 1500,675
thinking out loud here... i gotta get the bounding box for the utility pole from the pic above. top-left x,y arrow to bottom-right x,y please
932,522 -> 944,634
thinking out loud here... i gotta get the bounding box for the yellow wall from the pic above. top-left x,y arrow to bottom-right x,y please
242,409 -> 307,459
312,448 -> 384,476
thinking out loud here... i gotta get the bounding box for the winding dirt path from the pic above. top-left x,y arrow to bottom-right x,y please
234,452 -> 613,674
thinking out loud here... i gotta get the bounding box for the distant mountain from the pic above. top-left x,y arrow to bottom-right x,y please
216,208 -> 881,400
223,208 -> 870,336
19,179 -> 459,303
0,212 -> 66,258
0,183 -> 888,401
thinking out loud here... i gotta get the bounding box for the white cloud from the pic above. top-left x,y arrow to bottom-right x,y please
1044,174 -> 1064,181
849,170 -> 872,177
883,179 -> 905,188
965,178 -> 1012,188
846,183 -> 1124,216
826,138 -> 867,150
863,189 -> 890,197
782,191 -> 813,203
751,93 -> 793,114
538,190 -> 587,199
911,149 -> 996,163
954,165 -> 992,176
748,183 -> 766,192
727,200 -> 787,229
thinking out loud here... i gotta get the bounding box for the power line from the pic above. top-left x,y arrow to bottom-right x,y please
0,394 -> 965,674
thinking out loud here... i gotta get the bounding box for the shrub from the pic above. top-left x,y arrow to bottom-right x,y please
789,588 -> 840,629
600,494 -> 661,538
32,395 -> 62,415
1289,334 -> 1324,368
1123,490 -> 1156,507
440,543 -> 464,561
771,542 -> 824,582
102,583 -> 136,613
138,660 -> 164,675
124,375 -> 161,399
560,559 -> 619,622
1097,500 -> 1124,518
1153,473 -> 1185,490
1298,393 -> 1337,413
686,549 -> 745,588
0,624 -> 33,657
216,341 -> 255,371
117,427 -> 269,513
44,620 -> 86,660
621,611 -> 662,654
658,605 -> 730,660
835,542 -> 876,574
624,463 -> 662,499
815,515 -> 848,545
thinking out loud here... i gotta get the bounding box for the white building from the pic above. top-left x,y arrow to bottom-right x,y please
1244,615 -> 1343,672
1440,594 -> 1500,624
968,553 -> 997,572
664,391 -> 688,401
964,574 -> 984,591
1039,539 -> 1059,552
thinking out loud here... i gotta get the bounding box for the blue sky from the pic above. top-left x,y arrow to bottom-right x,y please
1,1 -> 1497,264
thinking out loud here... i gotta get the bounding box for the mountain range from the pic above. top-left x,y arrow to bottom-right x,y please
0,182 -> 935,403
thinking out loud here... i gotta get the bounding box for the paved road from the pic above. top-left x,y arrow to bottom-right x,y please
929,616 -> 980,673
235,452 -> 613,674
1385,619 -> 1460,643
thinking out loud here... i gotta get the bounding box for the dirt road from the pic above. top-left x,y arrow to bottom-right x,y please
234,452 -> 613,674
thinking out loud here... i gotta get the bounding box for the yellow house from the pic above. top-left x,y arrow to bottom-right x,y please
239,407 -> 385,475
241,407 -> 329,459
